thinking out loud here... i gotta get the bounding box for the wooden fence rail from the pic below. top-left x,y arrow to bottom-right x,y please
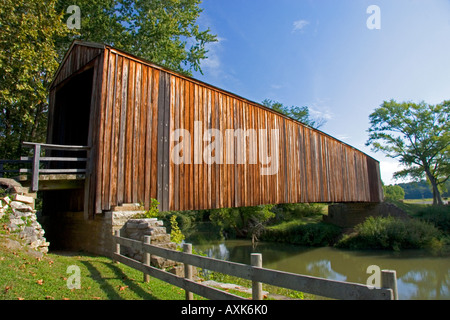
0,142 -> 90,192
113,232 -> 398,300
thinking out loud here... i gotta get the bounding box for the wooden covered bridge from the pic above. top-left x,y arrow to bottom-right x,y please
1,41 -> 384,253
8,40 -> 383,215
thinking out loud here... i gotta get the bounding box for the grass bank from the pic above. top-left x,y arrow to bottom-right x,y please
256,200 -> 449,252
0,234 -> 193,300
335,216 -> 447,251
335,201 -> 450,251
260,215 -> 342,247
0,233 -> 311,301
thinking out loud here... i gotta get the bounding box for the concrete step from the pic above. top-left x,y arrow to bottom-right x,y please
112,203 -> 143,212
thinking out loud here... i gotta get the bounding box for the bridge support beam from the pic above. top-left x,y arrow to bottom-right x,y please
323,202 -> 409,229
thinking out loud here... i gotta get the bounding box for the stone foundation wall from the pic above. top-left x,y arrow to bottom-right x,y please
0,193 -> 49,255
41,203 -> 179,265
2,180 -> 184,274
121,218 -> 178,269
41,211 -> 113,256
323,202 -> 410,228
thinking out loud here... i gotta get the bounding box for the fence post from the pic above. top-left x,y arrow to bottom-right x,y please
31,144 -> 41,192
183,243 -> 194,300
114,230 -> 120,264
251,253 -> 263,300
143,236 -> 151,283
382,270 -> 398,300
0,161 -> 4,178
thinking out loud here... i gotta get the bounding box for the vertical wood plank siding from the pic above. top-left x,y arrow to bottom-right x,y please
49,43 -> 383,216
97,47 -> 383,213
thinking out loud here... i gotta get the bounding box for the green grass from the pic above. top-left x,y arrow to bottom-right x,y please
335,216 -> 446,251
404,198 -> 433,204
386,200 -> 450,233
0,234 -> 312,301
0,234 -> 199,300
387,199 -> 431,215
335,200 -> 450,252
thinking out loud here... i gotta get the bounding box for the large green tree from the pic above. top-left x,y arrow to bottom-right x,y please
383,185 -> 405,202
367,100 -> 450,206
1,0 -> 216,160
210,205 -> 275,239
0,0 -> 69,159
56,0 -> 217,75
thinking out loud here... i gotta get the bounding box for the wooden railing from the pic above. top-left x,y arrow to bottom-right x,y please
0,142 -> 90,192
113,231 -> 398,300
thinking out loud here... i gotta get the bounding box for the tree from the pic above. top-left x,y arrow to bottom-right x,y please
0,0 -> 217,160
261,99 -> 326,129
56,0 -> 217,76
398,181 -> 433,200
210,205 -> 275,238
383,185 -> 405,202
0,0 -> 69,159
367,100 -> 450,206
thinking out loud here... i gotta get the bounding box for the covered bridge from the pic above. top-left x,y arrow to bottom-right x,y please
46,40 -> 383,219
0,41 -> 385,253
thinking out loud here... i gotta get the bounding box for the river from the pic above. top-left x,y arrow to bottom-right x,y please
190,239 -> 450,300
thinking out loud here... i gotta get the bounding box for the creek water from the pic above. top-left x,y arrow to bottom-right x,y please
191,239 -> 450,300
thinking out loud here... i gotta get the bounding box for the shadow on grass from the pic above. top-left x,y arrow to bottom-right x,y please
80,260 -> 158,300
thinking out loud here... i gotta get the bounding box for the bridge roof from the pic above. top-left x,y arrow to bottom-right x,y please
53,40 -> 378,163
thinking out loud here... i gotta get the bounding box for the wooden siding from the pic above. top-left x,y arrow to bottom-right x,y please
49,42 -> 383,216
51,43 -> 104,90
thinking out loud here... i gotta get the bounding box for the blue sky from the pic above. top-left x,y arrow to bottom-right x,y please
192,0 -> 450,185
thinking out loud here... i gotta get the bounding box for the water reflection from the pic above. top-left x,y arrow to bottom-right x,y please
192,239 -> 450,300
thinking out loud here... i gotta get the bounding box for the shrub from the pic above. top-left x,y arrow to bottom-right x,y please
261,220 -> 342,247
169,215 -> 185,245
336,216 -> 443,251
271,203 -> 324,222
209,205 -> 275,238
383,185 -> 405,202
133,199 -> 160,219
416,205 -> 450,234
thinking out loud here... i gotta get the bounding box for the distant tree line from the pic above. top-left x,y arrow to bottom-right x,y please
395,180 -> 450,200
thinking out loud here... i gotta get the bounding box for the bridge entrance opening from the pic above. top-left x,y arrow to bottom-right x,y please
42,68 -> 95,249
52,67 -> 93,147
50,67 -> 94,168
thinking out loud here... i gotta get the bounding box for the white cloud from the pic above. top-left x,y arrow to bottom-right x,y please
379,160 -> 412,186
335,134 -> 350,141
306,98 -> 334,124
292,20 -> 310,33
309,106 -> 333,121
201,37 -> 226,77
271,84 -> 283,90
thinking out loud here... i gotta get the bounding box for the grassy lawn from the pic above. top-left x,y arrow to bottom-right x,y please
0,233 -> 314,301
398,199 -> 433,213
404,198 -> 434,204
0,234 -> 196,301
2,199 -> 446,301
